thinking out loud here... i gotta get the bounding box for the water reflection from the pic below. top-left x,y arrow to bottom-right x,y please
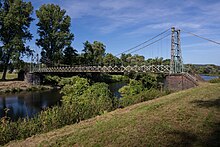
0,89 -> 62,121
109,82 -> 127,98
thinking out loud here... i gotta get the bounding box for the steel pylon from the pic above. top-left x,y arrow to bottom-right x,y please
170,27 -> 183,74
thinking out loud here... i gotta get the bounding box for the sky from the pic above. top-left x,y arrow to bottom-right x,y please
25,0 -> 220,65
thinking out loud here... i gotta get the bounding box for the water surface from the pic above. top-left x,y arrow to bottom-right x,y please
109,82 -> 127,98
0,89 -> 62,121
200,75 -> 219,81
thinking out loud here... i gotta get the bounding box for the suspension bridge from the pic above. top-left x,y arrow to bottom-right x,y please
28,27 -> 219,90
30,27 -> 182,74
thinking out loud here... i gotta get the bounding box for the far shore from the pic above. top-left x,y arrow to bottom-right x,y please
0,81 -> 52,94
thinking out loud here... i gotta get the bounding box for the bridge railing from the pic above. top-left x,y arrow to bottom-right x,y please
30,65 -> 171,73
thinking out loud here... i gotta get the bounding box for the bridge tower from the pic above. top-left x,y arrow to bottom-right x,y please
170,27 -> 183,74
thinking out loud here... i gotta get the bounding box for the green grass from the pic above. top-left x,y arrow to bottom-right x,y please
0,72 -> 17,80
6,83 -> 220,147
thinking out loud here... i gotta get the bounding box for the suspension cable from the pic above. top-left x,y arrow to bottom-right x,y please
184,31 -> 220,46
128,33 -> 171,55
115,28 -> 170,56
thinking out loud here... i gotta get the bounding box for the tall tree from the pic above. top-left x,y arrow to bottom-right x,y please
0,0 -> 33,80
36,4 -> 74,66
83,41 -> 106,65
103,53 -> 120,66
63,46 -> 78,66
120,53 -> 132,66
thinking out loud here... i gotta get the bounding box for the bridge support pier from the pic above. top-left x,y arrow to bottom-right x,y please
25,73 -> 42,85
165,73 -> 199,91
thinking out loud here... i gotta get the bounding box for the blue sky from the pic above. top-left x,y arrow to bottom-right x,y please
25,0 -> 220,65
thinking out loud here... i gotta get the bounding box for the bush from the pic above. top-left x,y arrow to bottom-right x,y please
0,105 -> 78,145
119,79 -> 144,97
120,89 -> 168,107
60,77 -> 117,121
111,75 -> 129,82
44,75 -> 61,86
79,83 -> 115,118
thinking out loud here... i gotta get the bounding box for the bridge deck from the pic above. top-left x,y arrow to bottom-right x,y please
31,65 -> 170,73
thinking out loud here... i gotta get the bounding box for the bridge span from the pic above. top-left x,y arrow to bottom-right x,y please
26,27 -> 203,90
31,65 -> 171,74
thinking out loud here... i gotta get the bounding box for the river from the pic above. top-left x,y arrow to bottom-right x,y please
0,89 -> 62,121
200,75 -> 219,81
0,82 -> 126,121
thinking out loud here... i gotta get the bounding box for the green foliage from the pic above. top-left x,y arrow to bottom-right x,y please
60,76 -> 90,105
60,77 -> 115,120
126,54 -> 145,66
119,73 -> 168,107
139,73 -> 160,89
0,105 -> 77,145
145,57 -> 164,65
119,73 -> 161,98
120,53 -> 132,66
127,73 -> 164,89
103,53 -> 121,66
82,41 -> 106,65
119,79 -> 144,97
185,64 -> 220,75
0,0 -> 34,80
36,4 -> 74,66
120,88 -> 169,107
44,75 -> 61,86
78,83 -> 114,118
111,75 -> 129,83
120,54 -> 169,66
63,46 -> 78,66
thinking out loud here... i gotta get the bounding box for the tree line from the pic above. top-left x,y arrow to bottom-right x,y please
0,0 -> 170,80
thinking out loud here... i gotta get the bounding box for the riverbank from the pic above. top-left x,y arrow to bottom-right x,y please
0,81 -> 52,93
6,83 -> 220,146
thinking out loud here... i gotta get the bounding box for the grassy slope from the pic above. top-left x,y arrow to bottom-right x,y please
7,83 -> 220,147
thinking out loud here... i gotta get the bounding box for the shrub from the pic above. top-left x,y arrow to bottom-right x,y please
111,75 -> 129,82
119,79 -> 144,97
44,75 -> 61,86
120,89 -> 168,107
60,77 -> 117,121
79,83 -> 114,118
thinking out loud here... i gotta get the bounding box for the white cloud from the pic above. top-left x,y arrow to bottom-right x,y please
41,0 -> 220,37
99,0 -> 139,10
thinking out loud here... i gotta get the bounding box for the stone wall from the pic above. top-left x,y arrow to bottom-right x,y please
165,73 -> 198,91
25,73 -> 41,85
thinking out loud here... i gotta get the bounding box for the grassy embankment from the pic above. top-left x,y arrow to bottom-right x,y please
0,72 -> 17,80
6,82 -> 220,147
